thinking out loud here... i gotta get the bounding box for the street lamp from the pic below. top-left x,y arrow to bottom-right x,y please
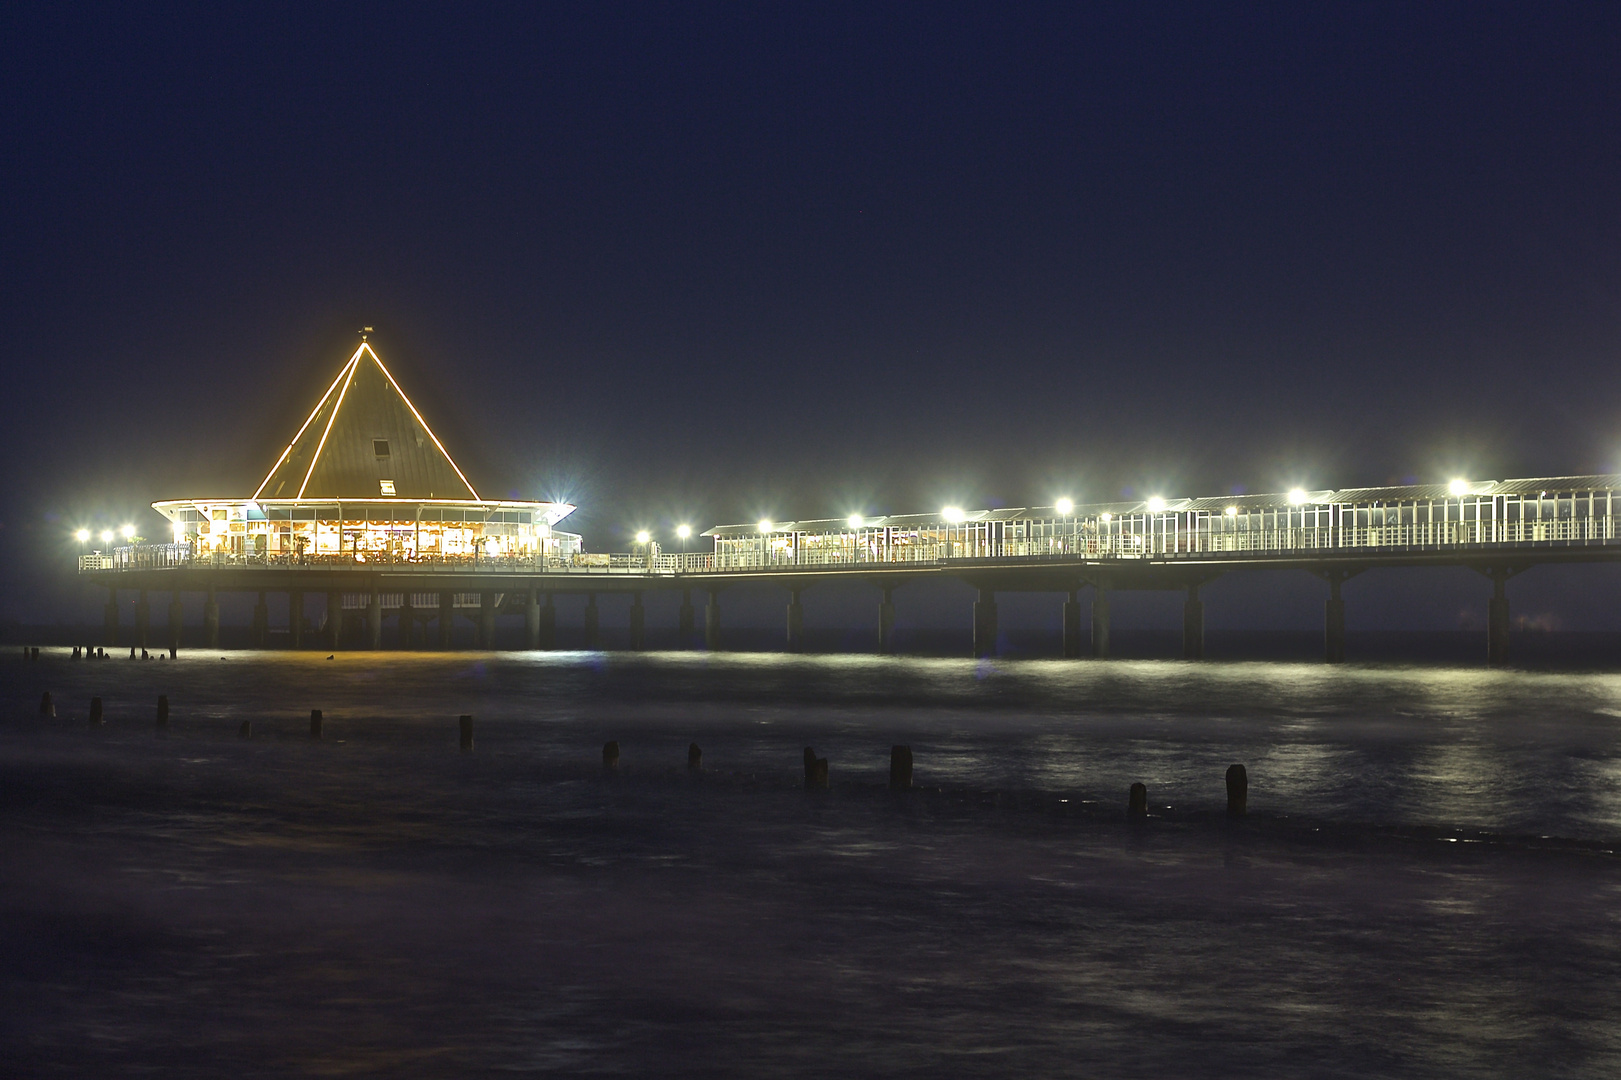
1055,498 -> 1073,516
635,530 -> 651,544
941,506 -> 964,523
99,529 -> 114,546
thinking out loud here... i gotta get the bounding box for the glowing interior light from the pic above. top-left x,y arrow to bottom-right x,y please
1146,497 -> 1166,513
1101,512 -> 1113,523
676,524 -> 692,539
172,524 -> 186,544
847,514 -> 864,529
942,506 -> 965,523
1448,478 -> 1470,496
100,530 -> 114,543
1288,489 -> 1307,505
1056,498 -> 1074,516
758,519 -> 773,533
74,529 -> 90,542
635,530 -> 651,544
120,524 -> 135,539
1225,506 -> 1238,517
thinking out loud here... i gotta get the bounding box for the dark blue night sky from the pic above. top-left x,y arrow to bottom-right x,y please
5,3 -> 1621,627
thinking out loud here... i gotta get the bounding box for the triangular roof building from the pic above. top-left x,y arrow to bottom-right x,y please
254,342 -> 481,502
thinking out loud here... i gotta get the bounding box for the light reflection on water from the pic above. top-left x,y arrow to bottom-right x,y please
3,651 -> 1621,1077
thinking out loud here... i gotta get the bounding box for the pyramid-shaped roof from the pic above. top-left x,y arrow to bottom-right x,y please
254,342 -> 481,501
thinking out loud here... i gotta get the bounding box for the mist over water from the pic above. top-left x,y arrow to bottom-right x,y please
4,650 -> 1621,1077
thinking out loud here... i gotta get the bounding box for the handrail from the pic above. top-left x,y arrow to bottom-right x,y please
79,517 -> 1621,576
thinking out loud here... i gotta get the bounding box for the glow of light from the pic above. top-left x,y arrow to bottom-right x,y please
1288,489 -> 1307,505
758,519 -> 773,533
75,529 -> 89,542
1225,506 -> 1238,517
1449,478 -> 1470,496
100,530 -> 113,543
1101,512 -> 1113,523
120,524 -> 135,539
635,530 -> 651,544
942,506 -> 965,523
844,514 -> 863,530
172,524 -> 185,544
1055,498 -> 1074,516
1146,496 -> 1166,513
676,524 -> 691,539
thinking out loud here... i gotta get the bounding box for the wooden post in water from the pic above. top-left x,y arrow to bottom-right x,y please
688,742 -> 702,769
459,714 -> 474,751
602,740 -> 620,769
889,745 -> 913,790
310,709 -> 323,739
155,695 -> 169,729
39,692 -> 54,717
1225,764 -> 1247,817
803,746 -> 828,789
1128,782 -> 1147,818
88,697 -> 103,726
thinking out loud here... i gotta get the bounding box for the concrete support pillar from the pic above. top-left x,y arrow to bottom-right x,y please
168,590 -> 183,650
582,593 -> 600,650
1062,589 -> 1082,659
785,588 -> 804,653
399,592 -> 414,649
972,587 -> 998,658
1091,584 -> 1111,658
1488,569 -> 1511,667
252,591 -> 269,648
704,590 -> 721,651
539,592 -> 556,650
326,590 -> 341,651
878,586 -> 896,654
525,588 -> 541,650
104,588 -> 119,647
205,585 -> 220,649
1182,584 -> 1204,660
629,592 -> 646,650
678,589 -> 695,648
289,590 -> 303,650
136,590 -> 151,650
1324,575 -> 1346,664
438,591 -> 454,649
367,587 -> 382,650
479,591 -> 496,649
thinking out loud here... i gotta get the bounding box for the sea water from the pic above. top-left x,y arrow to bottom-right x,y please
3,650 -> 1620,1077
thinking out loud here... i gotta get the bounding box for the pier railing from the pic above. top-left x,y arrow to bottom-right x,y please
79,517 -> 1621,577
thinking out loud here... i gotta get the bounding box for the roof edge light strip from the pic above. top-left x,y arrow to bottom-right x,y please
253,343 -> 367,499
296,351 -> 362,499
363,342 -> 483,502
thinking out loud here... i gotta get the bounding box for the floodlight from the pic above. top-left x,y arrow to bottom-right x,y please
635,530 -> 651,544
1146,496 -> 1166,513
1225,506 -> 1238,517
1288,489 -> 1307,505
75,529 -> 89,542
1055,498 -> 1074,516
1448,478 -> 1470,496
676,524 -> 691,540
942,506 -> 965,523
1100,512 -> 1113,523
847,514 -> 863,529
100,530 -> 113,543
758,519 -> 773,533
120,524 -> 135,539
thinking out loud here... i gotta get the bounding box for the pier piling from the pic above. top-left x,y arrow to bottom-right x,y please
603,740 -> 619,768
1128,782 -> 1147,818
39,692 -> 53,717
310,709 -> 323,739
688,742 -> 702,769
459,714 -> 474,751
156,695 -> 168,728
88,697 -> 103,726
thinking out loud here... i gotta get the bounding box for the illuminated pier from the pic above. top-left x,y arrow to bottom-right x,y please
77,338 -> 1621,664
